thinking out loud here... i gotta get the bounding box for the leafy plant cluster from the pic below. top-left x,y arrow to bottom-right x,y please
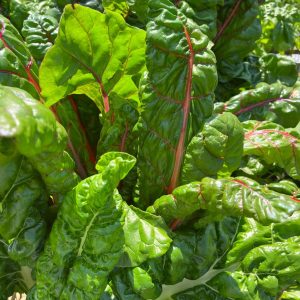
0,0 -> 300,299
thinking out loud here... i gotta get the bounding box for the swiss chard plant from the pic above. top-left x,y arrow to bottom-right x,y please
0,0 -> 300,299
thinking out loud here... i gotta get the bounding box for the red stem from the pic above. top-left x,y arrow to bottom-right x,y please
235,98 -> 289,115
119,122 -> 129,152
167,25 -> 194,194
214,0 -> 242,44
0,21 -> 10,49
1,19 -> 89,179
68,96 -> 97,164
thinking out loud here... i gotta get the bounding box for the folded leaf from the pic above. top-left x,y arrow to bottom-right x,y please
34,152 -> 171,298
243,121 -> 300,180
181,112 -> 243,183
0,85 -> 78,194
148,177 -> 300,226
214,82 -> 300,128
0,85 -> 78,265
122,204 -> 171,266
137,0 -> 217,206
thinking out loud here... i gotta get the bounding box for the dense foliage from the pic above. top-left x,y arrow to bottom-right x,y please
0,0 -> 300,299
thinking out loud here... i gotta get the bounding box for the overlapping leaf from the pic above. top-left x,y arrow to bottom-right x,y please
213,0 -> 261,83
181,112 -> 243,184
137,0 -> 217,206
148,176 -> 300,226
0,85 -> 78,265
34,152 -> 171,298
0,15 -> 40,98
215,82 -> 300,128
243,121 -> 300,180
40,4 -> 146,155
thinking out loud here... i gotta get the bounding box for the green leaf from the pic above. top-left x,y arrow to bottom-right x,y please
34,152 -> 171,298
0,85 -> 78,265
111,266 -> 162,299
281,286 -> 300,300
103,0 -> 129,16
0,238 -> 25,299
122,204 -> 171,266
0,85 -> 78,194
39,4 -> 146,154
214,82 -> 300,128
148,177 -> 300,226
137,0 -> 217,206
35,152 -> 136,298
243,121 -> 300,180
0,15 -> 40,98
213,0 -> 261,83
181,112 -> 244,183
259,54 -> 298,87
178,0 -> 222,40
22,13 -> 59,62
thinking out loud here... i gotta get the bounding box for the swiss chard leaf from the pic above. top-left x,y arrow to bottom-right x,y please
181,112 -> 244,183
148,176 -> 300,226
215,82 -> 300,128
34,152 -> 171,298
137,0 -> 217,206
213,0 -> 261,84
39,4 -> 146,154
243,121 -> 300,180
0,85 -> 78,266
0,15 -> 40,98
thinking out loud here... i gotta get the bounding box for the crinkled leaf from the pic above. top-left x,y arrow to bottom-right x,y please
111,266 -> 162,299
243,121 -> 300,180
137,0 -> 217,206
215,82 -> 300,128
35,152 -> 171,298
0,15 -> 40,98
22,13 -> 58,62
0,85 -> 78,265
213,0 -> 261,84
103,0 -> 129,16
35,152 -> 136,298
260,54 -> 298,87
0,85 -> 78,193
148,177 -> 300,226
122,204 -> 171,266
177,0 -> 222,40
181,112 -> 243,183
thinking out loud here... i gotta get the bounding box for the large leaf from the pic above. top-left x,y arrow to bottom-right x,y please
214,82 -> 300,128
148,176 -> 300,226
40,4 -> 146,154
181,112 -> 244,183
34,152 -> 171,298
243,121 -> 300,180
137,0 -> 217,206
0,85 -> 78,265
155,215 -> 300,299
